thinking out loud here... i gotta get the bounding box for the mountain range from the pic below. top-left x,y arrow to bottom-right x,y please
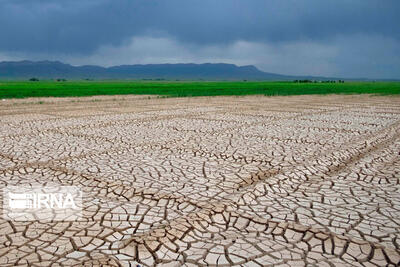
0,60 -> 351,81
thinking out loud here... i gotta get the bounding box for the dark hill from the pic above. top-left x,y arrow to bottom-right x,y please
0,60 -> 339,80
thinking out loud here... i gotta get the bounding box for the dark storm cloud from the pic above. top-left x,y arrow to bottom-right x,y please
0,0 -> 399,78
0,0 -> 399,54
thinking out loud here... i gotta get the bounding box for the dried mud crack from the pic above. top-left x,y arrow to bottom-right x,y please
0,95 -> 400,266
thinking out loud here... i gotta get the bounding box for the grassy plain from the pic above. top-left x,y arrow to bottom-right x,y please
0,80 -> 399,99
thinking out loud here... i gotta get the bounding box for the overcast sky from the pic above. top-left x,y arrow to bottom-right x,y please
0,0 -> 399,78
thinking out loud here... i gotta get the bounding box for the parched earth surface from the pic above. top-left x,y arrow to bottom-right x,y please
0,94 -> 400,266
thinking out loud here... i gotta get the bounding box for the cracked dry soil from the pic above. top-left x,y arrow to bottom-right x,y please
0,95 -> 400,266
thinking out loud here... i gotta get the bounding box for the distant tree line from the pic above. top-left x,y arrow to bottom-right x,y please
29,78 -> 68,82
143,78 -> 166,81
293,80 -> 345,83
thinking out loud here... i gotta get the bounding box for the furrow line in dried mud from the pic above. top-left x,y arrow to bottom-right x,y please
154,127 -> 398,262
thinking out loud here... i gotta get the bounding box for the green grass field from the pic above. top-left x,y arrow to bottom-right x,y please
0,81 -> 399,99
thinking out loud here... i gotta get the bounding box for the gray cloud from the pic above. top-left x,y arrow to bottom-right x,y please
0,0 -> 399,78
